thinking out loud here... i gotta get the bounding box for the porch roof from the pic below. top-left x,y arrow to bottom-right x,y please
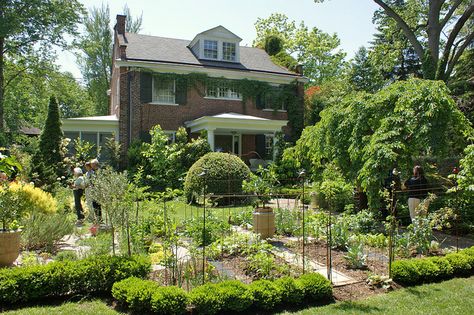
62,115 -> 119,134
184,112 -> 288,134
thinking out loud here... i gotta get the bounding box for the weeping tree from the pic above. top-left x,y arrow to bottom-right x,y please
292,78 -> 473,209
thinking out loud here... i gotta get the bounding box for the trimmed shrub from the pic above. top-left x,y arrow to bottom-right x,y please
248,279 -> 282,310
297,273 -> 333,302
414,259 -> 440,281
150,286 -> 188,315
391,259 -> 420,285
216,280 -> 253,313
445,253 -> 472,276
0,255 -> 151,305
428,256 -> 454,280
184,152 -> 251,203
112,277 -> 159,312
188,283 -> 222,315
275,276 -> 304,305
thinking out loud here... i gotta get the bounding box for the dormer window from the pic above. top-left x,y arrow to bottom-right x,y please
203,40 -> 218,59
189,26 -> 242,63
223,42 -> 236,61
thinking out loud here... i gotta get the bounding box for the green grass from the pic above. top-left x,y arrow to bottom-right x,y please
3,300 -> 123,315
279,276 -> 474,314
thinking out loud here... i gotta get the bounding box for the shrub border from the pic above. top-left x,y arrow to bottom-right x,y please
392,246 -> 474,286
112,272 -> 332,315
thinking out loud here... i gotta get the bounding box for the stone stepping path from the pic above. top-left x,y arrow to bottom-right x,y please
271,246 -> 358,287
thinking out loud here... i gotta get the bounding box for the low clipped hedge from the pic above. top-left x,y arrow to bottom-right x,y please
392,246 -> 474,286
0,255 -> 150,305
113,272 -> 332,314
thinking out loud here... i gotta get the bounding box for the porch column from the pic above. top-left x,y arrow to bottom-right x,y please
207,128 -> 215,151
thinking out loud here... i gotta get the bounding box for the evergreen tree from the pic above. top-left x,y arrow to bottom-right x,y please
31,96 -> 64,189
39,96 -> 63,166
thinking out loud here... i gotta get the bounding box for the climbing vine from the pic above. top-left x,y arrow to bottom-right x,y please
142,70 -> 304,141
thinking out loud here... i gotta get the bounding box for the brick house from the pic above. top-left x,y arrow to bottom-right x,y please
63,15 -> 305,164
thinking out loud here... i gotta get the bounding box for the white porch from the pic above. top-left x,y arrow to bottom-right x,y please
184,112 -> 288,158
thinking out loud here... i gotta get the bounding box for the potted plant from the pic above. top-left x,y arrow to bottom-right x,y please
0,154 -> 24,266
242,166 -> 278,238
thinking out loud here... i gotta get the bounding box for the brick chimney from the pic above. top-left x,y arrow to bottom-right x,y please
115,15 -> 126,35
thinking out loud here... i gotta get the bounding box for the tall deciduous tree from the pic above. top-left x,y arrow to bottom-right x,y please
254,13 -> 346,85
4,53 -> 94,132
315,0 -> 474,82
77,5 -> 142,115
0,0 -> 84,132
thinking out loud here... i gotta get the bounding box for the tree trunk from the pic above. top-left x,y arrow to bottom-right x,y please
427,0 -> 442,66
0,37 -> 5,132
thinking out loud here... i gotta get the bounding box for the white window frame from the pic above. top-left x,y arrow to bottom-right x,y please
222,42 -> 236,61
151,77 -> 177,105
205,81 -> 242,100
203,40 -> 218,59
264,134 -> 274,157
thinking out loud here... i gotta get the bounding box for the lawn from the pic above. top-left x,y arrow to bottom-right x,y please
279,276 -> 474,315
4,276 -> 474,314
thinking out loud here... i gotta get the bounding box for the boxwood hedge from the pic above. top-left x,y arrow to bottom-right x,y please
0,255 -> 151,305
392,245 -> 474,286
113,272 -> 332,314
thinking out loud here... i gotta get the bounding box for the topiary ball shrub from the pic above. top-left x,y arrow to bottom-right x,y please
150,286 -> 188,315
184,152 -> 251,204
275,276 -> 304,306
216,280 -> 253,313
297,273 -> 332,302
188,283 -> 222,315
248,279 -> 282,310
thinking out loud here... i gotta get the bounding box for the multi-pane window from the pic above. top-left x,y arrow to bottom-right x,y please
223,42 -> 236,61
265,134 -> 274,157
203,40 -> 218,59
206,81 -> 241,100
263,88 -> 287,111
153,78 -> 175,104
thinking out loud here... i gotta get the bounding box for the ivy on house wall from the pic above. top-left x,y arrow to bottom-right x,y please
139,70 -> 304,141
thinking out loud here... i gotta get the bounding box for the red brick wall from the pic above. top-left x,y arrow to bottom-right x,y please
118,69 -> 303,162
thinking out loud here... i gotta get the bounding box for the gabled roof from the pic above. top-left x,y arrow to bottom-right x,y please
194,25 -> 242,41
118,33 -> 300,77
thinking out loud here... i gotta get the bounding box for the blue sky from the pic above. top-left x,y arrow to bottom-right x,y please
58,0 -> 379,80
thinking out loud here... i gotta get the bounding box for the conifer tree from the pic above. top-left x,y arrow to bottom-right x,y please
31,96 -> 64,188
39,96 -> 63,166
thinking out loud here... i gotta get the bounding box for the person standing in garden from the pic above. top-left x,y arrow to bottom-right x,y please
90,159 -> 102,223
84,162 -> 93,216
72,167 -> 86,225
404,165 -> 429,221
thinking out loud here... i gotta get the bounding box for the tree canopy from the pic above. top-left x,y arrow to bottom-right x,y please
254,13 -> 346,85
77,4 -> 142,115
315,0 -> 474,82
292,78 -> 473,208
0,0 -> 84,131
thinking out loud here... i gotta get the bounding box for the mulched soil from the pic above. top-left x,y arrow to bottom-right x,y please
285,239 -> 394,301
